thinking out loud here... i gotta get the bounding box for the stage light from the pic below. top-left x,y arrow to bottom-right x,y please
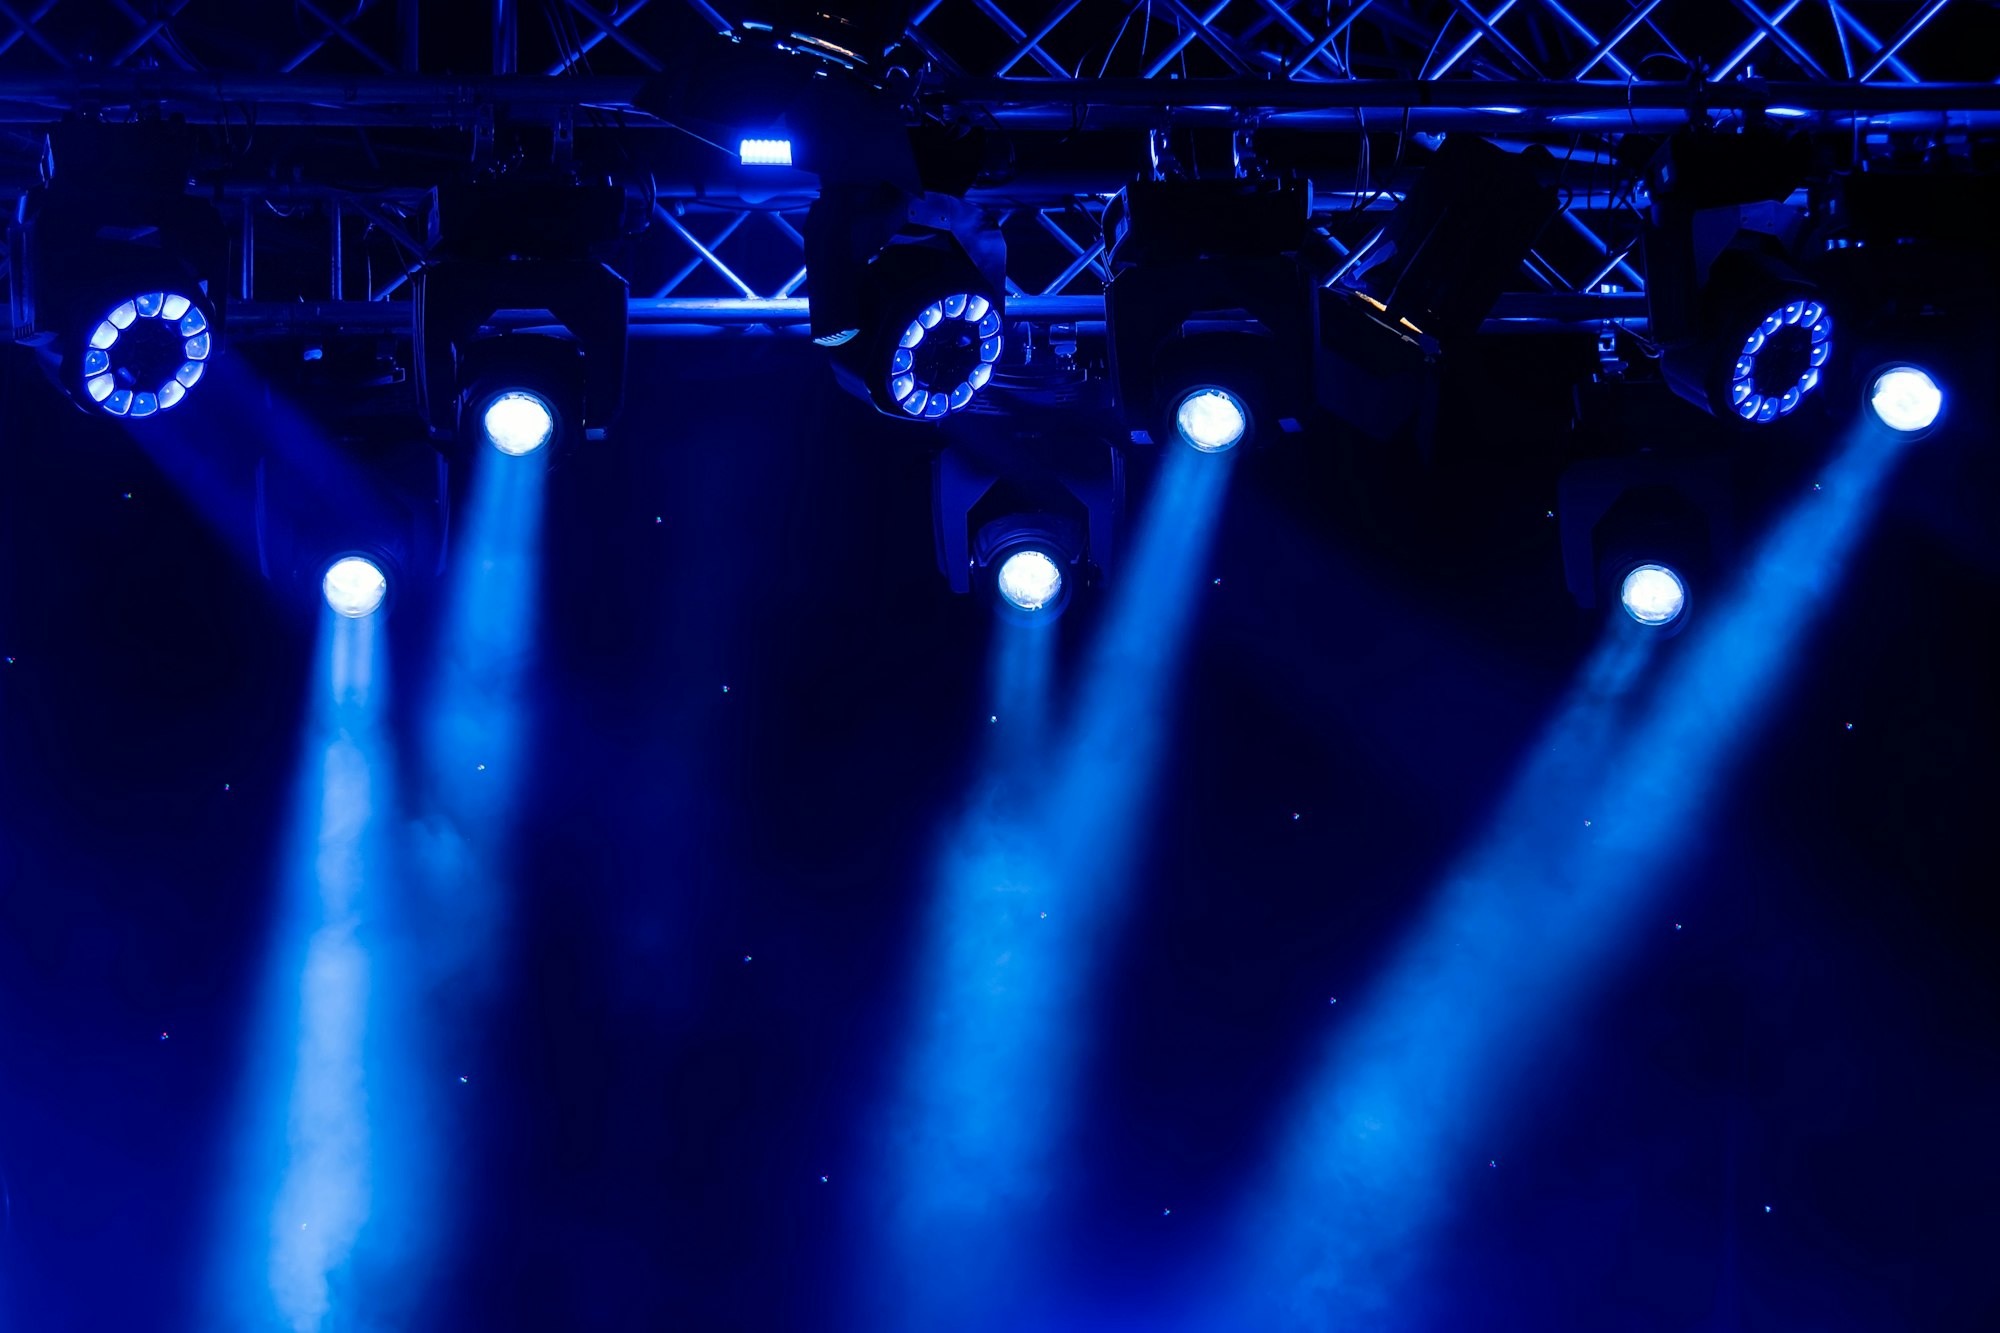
1724,298 -> 1832,423
81,289 -> 213,418
933,430 -> 1117,618
1559,452 -> 1724,633
1619,563 -> 1687,627
322,556 -> 388,619
1641,128 -> 1830,425
1173,387 -> 1248,453
887,291 -> 1001,420
479,390 -> 556,455
12,122 -> 228,422
1867,365 -> 1942,434
807,185 -> 1007,423
416,182 -> 628,447
995,548 -> 1063,613
740,137 -> 794,167
1105,176 -> 1315,451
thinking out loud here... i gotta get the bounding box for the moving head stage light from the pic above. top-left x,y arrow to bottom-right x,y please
414,180 -> 630,456
808,185 -> 1006,422
1812,170 -> 2000,442
1560,453 -> 1733,637
1643,130 -> 1832,427
9,123 -> 225,422
1313,135 -> 1557,449
257,440 -> 450,620
934,428 -> 1122,624
1104,173 -> 1315,454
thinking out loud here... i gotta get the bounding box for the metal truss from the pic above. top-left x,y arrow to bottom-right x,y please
1,1 -> 1996,343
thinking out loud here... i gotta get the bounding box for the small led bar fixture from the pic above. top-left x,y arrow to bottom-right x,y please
740,138 -> 794,167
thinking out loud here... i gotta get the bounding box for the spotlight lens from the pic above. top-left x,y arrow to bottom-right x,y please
1620,564 -> 1687,627
323,556 -> 388,619
483,391 -> 555,455
996,549 -> 1063,612
1174,389 -> 1248,453
1868,366 -> 1942,433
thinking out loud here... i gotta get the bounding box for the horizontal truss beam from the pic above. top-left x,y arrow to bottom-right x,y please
0,73 -> 1995,127
226,292 -> 1648,338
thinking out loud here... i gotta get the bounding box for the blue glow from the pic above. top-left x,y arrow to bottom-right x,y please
1175,387 -> 1249,452
481,390 -> 555,455
1867,366 -> 1942,433
1619,563 -> 1686,626
996,548 -> 1063,611
322,557 -> 388,619
739,136 -> 794,166
424,437 -> 547,811
1200,421 -> 1917,1329
85,290 -> 210,416
883,293 -> 1002,420
864,445 -> 1234,1326
1731,299 -> 1830,423
205,611 -> 433,1332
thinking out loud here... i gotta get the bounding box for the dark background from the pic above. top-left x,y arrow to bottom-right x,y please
1,332 -> 1996,1331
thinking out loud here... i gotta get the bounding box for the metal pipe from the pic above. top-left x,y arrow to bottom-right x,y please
993,0 -> 1084,78
1859,0 -> 1952,82
1533,0 -> 1633,81
1567,0 -> 1663,79
1431,0 -> 1521,81
220,290 -> 1651,334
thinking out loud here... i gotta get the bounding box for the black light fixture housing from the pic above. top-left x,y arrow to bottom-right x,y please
1314,135 -> 1557,451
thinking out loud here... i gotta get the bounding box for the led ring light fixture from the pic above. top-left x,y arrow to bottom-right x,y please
888,292 -> 1002,420
1727,299 -> 1831,424
82,290 -> 211,418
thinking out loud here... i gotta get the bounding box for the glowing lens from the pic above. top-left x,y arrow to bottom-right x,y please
323,557 -> 389,619
1867,366 -> 1942,434
996,549 -> 1063,612
1620,564 -> 1687,627
481,391 -> 556,455
1175,389 -> 1248,453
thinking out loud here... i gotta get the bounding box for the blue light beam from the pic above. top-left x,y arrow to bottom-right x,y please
1204,425 -> 1915,1330
422,442 -> 547,817
205,609 -> 407,1333
867,448 -> 1234,1324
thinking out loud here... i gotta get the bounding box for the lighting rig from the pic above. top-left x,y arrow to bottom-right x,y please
4,0 -> 1998,631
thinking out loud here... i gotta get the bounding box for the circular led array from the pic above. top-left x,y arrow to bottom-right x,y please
1727,298 -> 1830,423
82,291 -> 211,419
1867,366 -> 1943,434
1620,563 -> 1687,628
887,292 -> 1001,420
323,556 -> 389,619
1174,387 -> 1249,453
482,390 -> 556,455
996,549 -> 1063,612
